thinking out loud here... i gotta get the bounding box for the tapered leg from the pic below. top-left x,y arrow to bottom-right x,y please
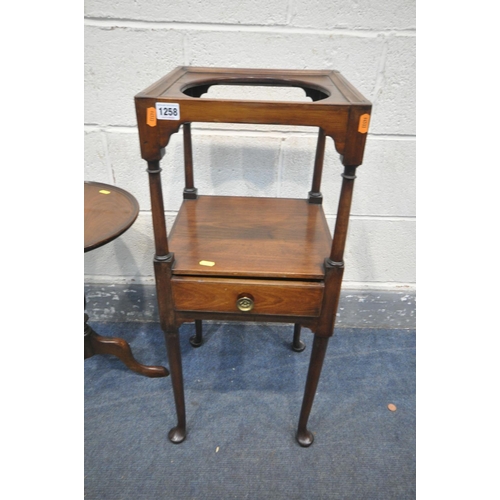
292,323 -> 306,352
189,319 -> 203,347
296,335 -> 329,447
164,329 -> 187,443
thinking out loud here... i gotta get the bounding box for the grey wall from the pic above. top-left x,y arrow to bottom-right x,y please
84,1 -> 416,291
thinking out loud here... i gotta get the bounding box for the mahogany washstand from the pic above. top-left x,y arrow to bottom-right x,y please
134,67 -> 371,445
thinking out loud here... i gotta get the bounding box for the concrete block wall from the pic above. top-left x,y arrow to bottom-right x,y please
84,1 -> 416,290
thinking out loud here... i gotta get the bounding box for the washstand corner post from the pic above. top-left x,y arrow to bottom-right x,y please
296,100 -> 372,447
136,94 -> 188,444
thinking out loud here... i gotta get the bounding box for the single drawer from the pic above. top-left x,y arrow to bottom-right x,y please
171,276 -> 324,317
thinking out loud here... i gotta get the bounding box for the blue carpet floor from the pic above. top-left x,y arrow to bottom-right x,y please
85,322 -> 415,499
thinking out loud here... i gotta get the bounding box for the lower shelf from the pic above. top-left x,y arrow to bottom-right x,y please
169,195 -> 332,280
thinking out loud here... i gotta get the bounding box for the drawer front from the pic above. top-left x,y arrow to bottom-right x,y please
172,277 -> 324,317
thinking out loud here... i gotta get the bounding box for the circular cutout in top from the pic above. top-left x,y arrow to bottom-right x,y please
182,78 -> 330,102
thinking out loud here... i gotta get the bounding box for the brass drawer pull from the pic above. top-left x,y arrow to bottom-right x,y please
236,294 -> 254,312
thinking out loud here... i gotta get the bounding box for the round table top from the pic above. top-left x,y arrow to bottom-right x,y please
84,181 -> 139,252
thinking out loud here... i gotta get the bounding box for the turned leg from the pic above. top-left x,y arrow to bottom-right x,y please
84,313 -> 169,378
164,328 -> 187,443
296,335 -> 329,447
189,319 -> 203,347
292,323 -> 306,352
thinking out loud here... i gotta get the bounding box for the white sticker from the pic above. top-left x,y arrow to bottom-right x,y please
156,102 -> 180,120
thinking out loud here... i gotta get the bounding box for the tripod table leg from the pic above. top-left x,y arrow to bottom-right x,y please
84,314 -> 169,378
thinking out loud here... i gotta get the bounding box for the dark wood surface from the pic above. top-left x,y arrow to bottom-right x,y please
169,196 -> 332,279
84,181 -> 168,378
84,181 -> 139,252
136,67 -> 360,103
